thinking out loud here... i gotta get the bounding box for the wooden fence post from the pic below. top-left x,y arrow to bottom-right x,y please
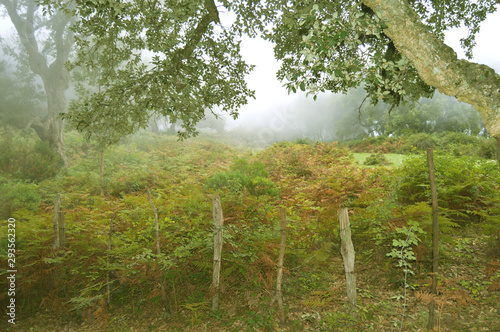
427,148 -> 439,330
99,150 -> 105,197
106,203 -> 118,306
211,195 -> 224,311
58,211 -> 66,247
338,208 -> 357,318
52,194 -> 61,249
147,188 -> 161,255
271,207 -> 287,323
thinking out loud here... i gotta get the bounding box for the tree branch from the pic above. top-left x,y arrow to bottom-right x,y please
168,0 -> 220,71
0,0 -> 49,77
362,0 -> 500,140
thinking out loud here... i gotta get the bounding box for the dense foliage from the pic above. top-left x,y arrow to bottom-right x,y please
51,0 -> 255,144
0,128 -> 63,183
342,131 -> 497,159
1,131 -> 498,330
236,0 -> 497,105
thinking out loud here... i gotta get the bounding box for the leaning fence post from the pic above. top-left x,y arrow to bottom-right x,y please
338,208 -> 357,318
211,195 -> 224,311
271,207 -> 287,323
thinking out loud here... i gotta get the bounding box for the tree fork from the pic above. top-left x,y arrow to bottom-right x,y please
163,0 -> 221,79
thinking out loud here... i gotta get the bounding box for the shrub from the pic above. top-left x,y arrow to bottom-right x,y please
396,153 -> 500,225
0,129 -> 63,182
437,132 -> 497,159
404,133 -> 438,152
294,137 -> 313,145
363,152 -> 390,166
205,158 -> 280,197
0,179 -> 41,217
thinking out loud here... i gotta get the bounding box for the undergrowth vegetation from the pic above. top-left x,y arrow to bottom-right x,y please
1,130 -> 499,331
342,131 -> 497,159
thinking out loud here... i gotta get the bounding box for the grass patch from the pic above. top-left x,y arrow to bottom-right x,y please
353,153 -> 405,167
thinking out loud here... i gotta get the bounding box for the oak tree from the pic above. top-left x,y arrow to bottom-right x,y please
0,0 -> 74,165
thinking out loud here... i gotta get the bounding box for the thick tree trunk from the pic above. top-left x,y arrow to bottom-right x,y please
362,0 -> 500,145
1,0 -> 72,166
31,112 -> 67,166
30,58 -> 70,166
43,73 -> 70,165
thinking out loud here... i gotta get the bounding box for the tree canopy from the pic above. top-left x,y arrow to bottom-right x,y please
45,0 -> 499,146
57,0 -> 254,143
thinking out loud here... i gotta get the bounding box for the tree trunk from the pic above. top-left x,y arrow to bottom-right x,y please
43,76 -> 70,166
149,118 -> 160,134
31,114 -> 67,166
1,0 -> 73,166
362,0 -> 500,147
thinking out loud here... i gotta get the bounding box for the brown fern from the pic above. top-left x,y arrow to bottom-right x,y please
93,298 -> 109,329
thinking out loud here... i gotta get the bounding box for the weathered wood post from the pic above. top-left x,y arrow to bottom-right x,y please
211,195 -> 224,311
338,208 -> 357,318
427,148 -> 439,330
147,188 -> 161,255
52,194 -> 61,249
106,204 -> 118,306
271,207 -> 287,323
58,211 -> 66,247
99,150 -> 105,197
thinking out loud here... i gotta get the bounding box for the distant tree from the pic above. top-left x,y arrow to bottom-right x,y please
196,109 -> 227,134
334,88 -> 388,139
383,93 -> 486,136
0,0 -> 74,165
334,89 -> 487,139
